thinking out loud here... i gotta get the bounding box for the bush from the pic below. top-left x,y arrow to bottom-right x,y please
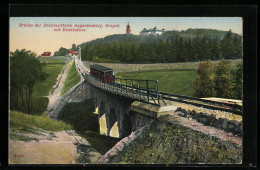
193,61 -> 215,97
194,60 -> 242,100
232,62 -> 243,99
214,60 -> 235,99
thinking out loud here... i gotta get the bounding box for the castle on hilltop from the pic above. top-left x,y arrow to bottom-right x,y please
140,27 -> 165,35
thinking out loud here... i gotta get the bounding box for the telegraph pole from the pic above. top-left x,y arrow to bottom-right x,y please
79,46 -> 81,61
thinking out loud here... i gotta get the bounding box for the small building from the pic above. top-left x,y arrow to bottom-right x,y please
140,27 -> 165,35
69,50 -> 79,56
41,52 -> 51,57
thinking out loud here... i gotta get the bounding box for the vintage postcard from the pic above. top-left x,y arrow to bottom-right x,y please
9,16 -> 244,165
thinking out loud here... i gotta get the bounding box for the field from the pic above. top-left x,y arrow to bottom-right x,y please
38,56 -> 70,64
84,59 -> 242,73
86,59 -> 242,97
117,70 -> 198,97
60,61 -> 81,96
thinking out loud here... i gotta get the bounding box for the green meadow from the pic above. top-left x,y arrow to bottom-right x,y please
32,63 -> 66,114
39,56 -> 70,64
117,70 -> 198,97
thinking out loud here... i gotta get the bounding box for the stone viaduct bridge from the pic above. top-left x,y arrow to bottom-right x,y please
48,57 -> 176,138
48,56 -> 243,140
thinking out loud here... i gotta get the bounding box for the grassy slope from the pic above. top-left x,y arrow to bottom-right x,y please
10,111 -> 72,141
32,63 -> 65,114
111,118 -> 242,164
117,70 -> 198,96
60,61 -> 81,96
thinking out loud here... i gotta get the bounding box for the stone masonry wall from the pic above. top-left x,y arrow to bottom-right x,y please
175,107 -> 242,136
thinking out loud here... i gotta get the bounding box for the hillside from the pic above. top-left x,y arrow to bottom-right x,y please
163,28 -> 240,40
80,29 -> 242,63
81,28 -> 240,46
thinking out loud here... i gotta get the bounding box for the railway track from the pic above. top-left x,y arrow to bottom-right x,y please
160,92 -> 242,116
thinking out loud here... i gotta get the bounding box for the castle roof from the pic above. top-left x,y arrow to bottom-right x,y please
140,27 -> 165,33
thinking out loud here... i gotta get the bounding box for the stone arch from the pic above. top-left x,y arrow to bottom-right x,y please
121,110 -> 133,137
99,101 -> 105,117
93,96 -> 99,114
95,97 -> 98,108
108,108 -> 117,131
109,108 -> 117,127
99,101 -> 107,135
108,107 -> 119,138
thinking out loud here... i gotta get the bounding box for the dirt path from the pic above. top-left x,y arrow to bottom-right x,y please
9,130 -> 102,164
47,61 -> 72,111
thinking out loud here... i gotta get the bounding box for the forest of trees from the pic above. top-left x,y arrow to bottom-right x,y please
80,29 -> 242,63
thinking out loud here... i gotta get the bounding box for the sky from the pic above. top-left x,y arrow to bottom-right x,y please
9,17 -> 242,56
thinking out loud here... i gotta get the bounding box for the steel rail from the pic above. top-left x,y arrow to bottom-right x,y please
160,92 -> 242,111
160,92 -> 242,115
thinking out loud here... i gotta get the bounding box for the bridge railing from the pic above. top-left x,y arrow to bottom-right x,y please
84,74 -> 166,106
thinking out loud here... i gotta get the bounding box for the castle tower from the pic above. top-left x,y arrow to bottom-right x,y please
126,23 -> 131,34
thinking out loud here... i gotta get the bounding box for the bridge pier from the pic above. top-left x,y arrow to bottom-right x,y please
130,101 -> 177,131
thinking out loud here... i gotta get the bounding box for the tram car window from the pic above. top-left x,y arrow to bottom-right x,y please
90,64 -> 115,83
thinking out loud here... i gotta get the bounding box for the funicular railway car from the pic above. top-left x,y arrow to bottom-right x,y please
90,64 -> 115,83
